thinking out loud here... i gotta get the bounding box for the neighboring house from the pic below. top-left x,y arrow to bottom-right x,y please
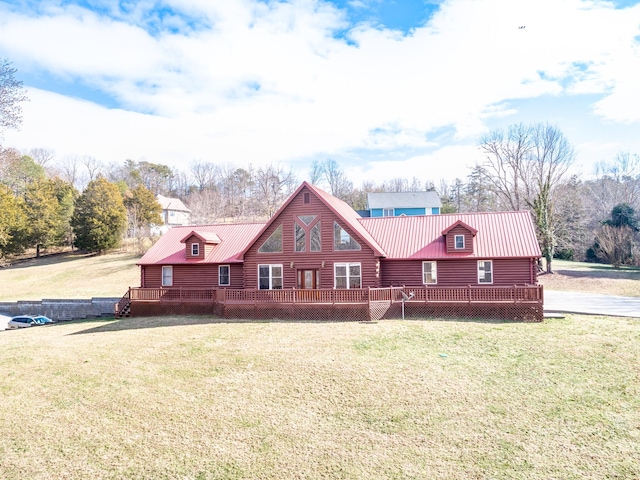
363,191 -> 442,217
157,194 -> 191,228
138,182 -> 540,290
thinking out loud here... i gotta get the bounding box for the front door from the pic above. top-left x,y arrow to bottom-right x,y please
298,269 -> 319,289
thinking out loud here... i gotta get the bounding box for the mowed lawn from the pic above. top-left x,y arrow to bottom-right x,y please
0,251 -> 141,301
1,315 -> 639,479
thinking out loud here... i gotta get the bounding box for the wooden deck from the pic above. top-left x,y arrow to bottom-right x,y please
115,285 -> 544,322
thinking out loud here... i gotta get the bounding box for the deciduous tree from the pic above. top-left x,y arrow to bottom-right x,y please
0,59 -> 28,135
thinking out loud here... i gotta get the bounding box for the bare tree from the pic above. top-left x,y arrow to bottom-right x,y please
252,164 -> 297,217
594,224 -> 635,268
0,59 -> 28,135
479,123 -> 575,273
190,160 -> 220,192
308,160 -> 324,186
187,189 -> 224,225
28,148 -> 55,167
57,155 -> 82,189
80,155 -> 104,183
322,159 -> 352,201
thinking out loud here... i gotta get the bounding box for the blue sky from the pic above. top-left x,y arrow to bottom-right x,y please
1,0 -> 639,184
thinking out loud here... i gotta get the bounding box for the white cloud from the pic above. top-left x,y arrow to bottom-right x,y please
1,0 -> 639,183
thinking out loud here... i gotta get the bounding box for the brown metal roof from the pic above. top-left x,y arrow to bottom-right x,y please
359,211 -> 541,259
138,223 -> 266,265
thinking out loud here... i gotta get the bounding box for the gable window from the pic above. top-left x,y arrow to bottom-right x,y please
295,216 -> 321,253
259,224 -> 283,253
454,235 -> 465,249
334,222 -> 361,251
258,264 -> 283,290
219,265 -> 230,286
162,266 -> 173,287
334,263 -> 361,289
303,192 -> 310,204
295,223 -> 306,252
191,243 -> 199,256
478,260 -> 493,284
310,223 -> 321,252
383,208 -> 393,217
422,261 -> 437,284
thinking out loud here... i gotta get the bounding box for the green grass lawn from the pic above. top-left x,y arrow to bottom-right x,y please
1,316 -> 639,479
0,251 -> 141,301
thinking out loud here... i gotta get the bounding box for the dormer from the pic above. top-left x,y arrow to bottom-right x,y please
442,220 -> 477,254
180,231 -> 221,260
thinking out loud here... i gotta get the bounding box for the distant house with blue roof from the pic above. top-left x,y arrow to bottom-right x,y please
363,191 -> 442,217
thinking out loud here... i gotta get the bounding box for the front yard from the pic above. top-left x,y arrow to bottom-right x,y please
1,315 -> 638,479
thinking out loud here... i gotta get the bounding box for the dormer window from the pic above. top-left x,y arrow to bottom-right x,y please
191,243 -> 199,256
454,235 -> 465,249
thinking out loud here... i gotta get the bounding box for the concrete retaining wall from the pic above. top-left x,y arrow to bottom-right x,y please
0,298 -> 119,321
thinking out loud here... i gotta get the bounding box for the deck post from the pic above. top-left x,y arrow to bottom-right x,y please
468,285 -> 472,304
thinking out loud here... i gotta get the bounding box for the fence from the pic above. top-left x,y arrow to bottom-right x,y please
120,285 -> 544,322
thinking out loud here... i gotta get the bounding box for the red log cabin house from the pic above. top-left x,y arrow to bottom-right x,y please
117,182 -> 543,321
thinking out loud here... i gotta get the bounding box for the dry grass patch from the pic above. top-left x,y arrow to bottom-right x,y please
1,316 -> 639,479
0,251 -> 140,301
539,259 -> 640,297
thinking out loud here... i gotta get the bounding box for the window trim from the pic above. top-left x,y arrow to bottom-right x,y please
333,221 -> 361,251
334,262 -> 362,289
258,224 -> 283,253
191,243 -> 199,256
478,260 -> 493,284
161,266 -> 173,287
258,264 -> 283,290
219,265 -> 230,286
454,234 -> 465,249
422,261 -> 437,285
382,208 -> 393,217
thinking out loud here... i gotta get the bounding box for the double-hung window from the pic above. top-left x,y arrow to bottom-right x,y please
454,235 -> 465,249
478,260 -> 493,284
334,263 -> 361,289
422,261 -> 437,284
162,266 -> 173,286
219,265 -> 230,286
258,264 -> 283,290
191,243 -> 199,256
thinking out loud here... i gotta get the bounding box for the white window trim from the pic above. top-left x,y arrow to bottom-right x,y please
258,264 -> 283,290
334,262 -> 362,289
454,234 -> 465,249
219,265 -> 230,286
191,243 -> 199,256
383,208 -> 393,217
422,261 -> 437,285
478,260 -> 493,284
161,266 -> 173,287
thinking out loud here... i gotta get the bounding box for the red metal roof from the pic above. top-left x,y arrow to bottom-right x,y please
358,211 -> 541,259
138,223 -> 266,265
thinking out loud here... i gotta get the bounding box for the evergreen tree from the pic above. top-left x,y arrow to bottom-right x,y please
0,184 -> 27,259
71,177 -> 127,253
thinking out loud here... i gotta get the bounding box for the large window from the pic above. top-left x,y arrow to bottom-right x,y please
478,260 -> 493,284
334,263 -> 361,289
334,222 -> 361,251
162,266 -> 173,286
295,216 -> 321,253
259,225 -> 283,253
455,235 -> 465,249
422,261 -> 437,284
258,264 -> 283,290
219,265 -> 230,286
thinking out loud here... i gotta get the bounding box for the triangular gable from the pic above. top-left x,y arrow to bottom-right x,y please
180,231 -> 221,244
442,220 -> 478,236
237,181 -> 386,258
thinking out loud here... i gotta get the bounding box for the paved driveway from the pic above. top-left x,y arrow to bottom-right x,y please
545,291 -> 640,318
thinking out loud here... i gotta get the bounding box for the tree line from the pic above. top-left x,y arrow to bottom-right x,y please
1,58 -> 639,268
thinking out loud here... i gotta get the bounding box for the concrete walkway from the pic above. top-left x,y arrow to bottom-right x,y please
544,290 -> 640,318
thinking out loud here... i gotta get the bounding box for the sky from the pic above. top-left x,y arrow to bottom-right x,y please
1,0 -> 640,186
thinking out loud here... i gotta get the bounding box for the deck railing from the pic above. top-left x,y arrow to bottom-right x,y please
126,285 -> 542,305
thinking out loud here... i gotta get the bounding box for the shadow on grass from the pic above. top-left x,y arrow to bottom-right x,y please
552,267 -> 640,280
68,315 -> 516,335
